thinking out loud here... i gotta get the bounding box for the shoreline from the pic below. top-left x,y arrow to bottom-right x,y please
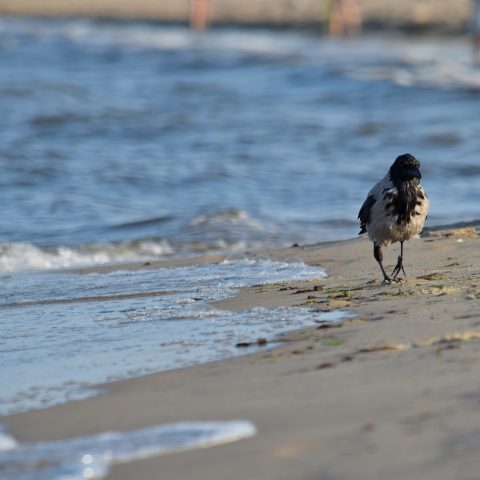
4,223 -> 480,479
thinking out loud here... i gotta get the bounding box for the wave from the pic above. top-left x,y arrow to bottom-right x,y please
346,37 -> 480,91
0,420 -> 256,480
0,208 -> 308,272
0,17 -> 312,57
2,18 -> 479,92
0,208 -> 356,273
2,17 -> 480,80
0,240 -> 174,272
2,259 -> 329,414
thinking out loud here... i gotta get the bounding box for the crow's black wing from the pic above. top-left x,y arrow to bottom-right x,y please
357,195 -> 376,235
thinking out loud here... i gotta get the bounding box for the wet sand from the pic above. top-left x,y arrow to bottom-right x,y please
4,225 -> 480,479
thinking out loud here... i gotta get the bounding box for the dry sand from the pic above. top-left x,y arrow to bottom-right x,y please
0,0 -> 472,31
4,225 -> 480,479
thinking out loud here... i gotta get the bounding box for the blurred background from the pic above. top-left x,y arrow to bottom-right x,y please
1,0 -> 479,271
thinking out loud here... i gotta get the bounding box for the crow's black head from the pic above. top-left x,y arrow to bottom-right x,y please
389,153 -> 421,183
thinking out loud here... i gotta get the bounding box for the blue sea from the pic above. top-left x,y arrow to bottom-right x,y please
0,18 -> 479,270
1,17 -> 480,477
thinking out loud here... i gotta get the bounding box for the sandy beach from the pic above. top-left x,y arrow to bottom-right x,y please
3,13 -> 480,480
3,224 -> 480,479
0,0 -> 472,31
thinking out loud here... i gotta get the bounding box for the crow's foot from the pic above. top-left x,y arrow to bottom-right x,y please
392,255 -> 407,280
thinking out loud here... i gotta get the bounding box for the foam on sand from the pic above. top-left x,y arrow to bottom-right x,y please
0,420 -> 257,480
0,258 -> 338,414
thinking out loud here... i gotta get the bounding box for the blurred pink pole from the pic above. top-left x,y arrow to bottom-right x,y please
329,0 -> 362,37
190,0 -> 212,31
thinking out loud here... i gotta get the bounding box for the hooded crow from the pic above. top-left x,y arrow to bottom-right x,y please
358,153 -> 429,282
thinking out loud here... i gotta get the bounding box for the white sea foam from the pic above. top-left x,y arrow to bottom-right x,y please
0,240 -> 175,273
347,37 -> 480,91
0,259 -> 337,415
0,430 -> 17,451
0,209 -> 289,273
0,420 -> 256,480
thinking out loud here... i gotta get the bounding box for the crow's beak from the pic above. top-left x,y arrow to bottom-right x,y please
405,165 -> 422,179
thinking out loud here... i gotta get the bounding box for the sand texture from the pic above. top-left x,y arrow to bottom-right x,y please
0,0 -> 472,31
4,225 -> 480,479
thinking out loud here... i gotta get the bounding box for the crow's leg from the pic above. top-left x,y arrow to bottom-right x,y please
392,241 -> 406,280
374,244 -> 391,282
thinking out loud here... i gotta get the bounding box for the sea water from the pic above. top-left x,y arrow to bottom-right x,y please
1,17 -> 475,474
0,19 -> 480,271
0,420 -> 257,480
0,258 -> 338,477
0,258 -> 337,415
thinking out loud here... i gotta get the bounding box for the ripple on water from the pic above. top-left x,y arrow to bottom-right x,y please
0,259 -> 345,415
